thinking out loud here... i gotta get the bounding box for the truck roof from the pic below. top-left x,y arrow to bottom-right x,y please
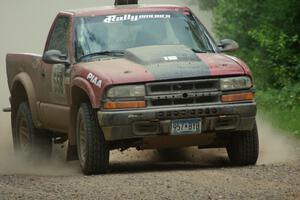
65,4 -> 190,17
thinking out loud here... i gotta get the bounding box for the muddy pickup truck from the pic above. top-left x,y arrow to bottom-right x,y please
6,1 -> 258,174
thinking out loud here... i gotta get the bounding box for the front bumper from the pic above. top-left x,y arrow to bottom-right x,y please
97,102 -> 256,141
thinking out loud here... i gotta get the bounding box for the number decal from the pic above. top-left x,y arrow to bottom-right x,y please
52,65 -> 65,97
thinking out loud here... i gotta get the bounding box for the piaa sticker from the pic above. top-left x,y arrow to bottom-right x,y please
87,73 -> 102,88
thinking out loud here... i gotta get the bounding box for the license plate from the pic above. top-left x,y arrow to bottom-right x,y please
171,118 -> 202,135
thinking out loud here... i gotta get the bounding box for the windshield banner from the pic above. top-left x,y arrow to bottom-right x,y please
104,14 -> 171,23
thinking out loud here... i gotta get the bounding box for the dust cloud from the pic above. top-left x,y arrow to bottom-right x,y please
256,116 -> 298,164
0,112 -> 80,176
0,0 -> 298,175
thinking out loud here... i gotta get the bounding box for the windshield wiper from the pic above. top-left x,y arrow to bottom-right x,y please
78,50 -> 125,61
191,48 -> 211,53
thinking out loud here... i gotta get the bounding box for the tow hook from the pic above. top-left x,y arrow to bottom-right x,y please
2,107 -> 11,112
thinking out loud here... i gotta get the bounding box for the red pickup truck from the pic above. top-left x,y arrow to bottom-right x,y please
6,2 -> 258,174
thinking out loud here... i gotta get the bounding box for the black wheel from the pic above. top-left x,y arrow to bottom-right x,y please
14,102 -> 52,160
226,121 -> 259,166
76,102 -> 109,175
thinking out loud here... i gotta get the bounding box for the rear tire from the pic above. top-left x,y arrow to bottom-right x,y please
76,102 -> 109,175
226,121 -> 259,166
14,102 -> 52,161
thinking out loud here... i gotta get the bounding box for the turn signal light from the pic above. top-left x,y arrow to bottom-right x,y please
221,92 -> 254,102
104,101 -> 146,109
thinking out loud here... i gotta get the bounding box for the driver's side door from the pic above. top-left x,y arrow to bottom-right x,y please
37,15 -> 72,132
39,15 -> 71,105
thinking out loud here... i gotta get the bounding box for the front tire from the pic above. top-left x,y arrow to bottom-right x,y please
226,121 -> 259,166
14,102 -> 52,160
76,103 -> 109,175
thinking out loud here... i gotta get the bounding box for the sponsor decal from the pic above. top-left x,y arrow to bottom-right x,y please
163,56 -> 178,61
87,73 -> 102,88
104,14 -> 171,23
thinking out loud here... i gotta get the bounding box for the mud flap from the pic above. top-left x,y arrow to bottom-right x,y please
66,144 -> 78,161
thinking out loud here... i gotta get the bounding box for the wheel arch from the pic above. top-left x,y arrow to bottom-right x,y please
68,78 -> 99,148
10,72 -> 41,128
71,77 -> 99,108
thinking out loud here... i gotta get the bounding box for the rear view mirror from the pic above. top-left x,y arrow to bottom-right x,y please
42,50 -> 70,66
218,39 -> 239,52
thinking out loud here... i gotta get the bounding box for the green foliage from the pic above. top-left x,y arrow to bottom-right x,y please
198,0 -> 300,134
195,0 -> 218,10
256,84 -> 300,112
256,89 -> 300,138
212,0 -> 300,88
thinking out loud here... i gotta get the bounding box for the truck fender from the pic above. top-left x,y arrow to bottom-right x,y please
11,72 -> 41,127
68,77 -> 99,151
71,77 -> 99,108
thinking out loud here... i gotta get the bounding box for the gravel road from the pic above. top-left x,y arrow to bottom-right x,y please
0,119 -> 299,200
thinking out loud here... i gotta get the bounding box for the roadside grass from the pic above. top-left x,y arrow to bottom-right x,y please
257,101 -> 300,139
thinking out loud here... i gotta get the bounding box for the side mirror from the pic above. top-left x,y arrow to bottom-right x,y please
218,39 -> 239,52
42,50 -> 70,66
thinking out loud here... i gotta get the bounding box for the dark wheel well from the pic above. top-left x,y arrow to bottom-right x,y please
67,86 -> 91,161
11,81 -> 28,131
70,86 -> 91,131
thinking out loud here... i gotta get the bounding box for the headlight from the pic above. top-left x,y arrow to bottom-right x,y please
107,85 -> 145,98
220,76 -> 252,91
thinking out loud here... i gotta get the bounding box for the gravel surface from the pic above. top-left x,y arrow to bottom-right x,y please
0,111 -> 299,200
0,137 -> 299,200
0,162 -> 299,200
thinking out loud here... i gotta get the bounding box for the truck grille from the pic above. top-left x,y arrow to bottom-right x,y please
146,79 -> 220,107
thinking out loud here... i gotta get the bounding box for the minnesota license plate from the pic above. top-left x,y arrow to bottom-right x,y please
171,118 -> 202,135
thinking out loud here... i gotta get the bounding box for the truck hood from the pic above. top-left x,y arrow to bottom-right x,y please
74,45 -> 246,86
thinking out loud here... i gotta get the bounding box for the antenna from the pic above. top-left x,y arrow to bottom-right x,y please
114,0 -> 138,6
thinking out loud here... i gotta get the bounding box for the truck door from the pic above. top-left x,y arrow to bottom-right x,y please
39,15 -> 71,105
37,15 -> 72,132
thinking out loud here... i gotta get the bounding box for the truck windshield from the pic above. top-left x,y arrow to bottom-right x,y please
74,12 -> 216,61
